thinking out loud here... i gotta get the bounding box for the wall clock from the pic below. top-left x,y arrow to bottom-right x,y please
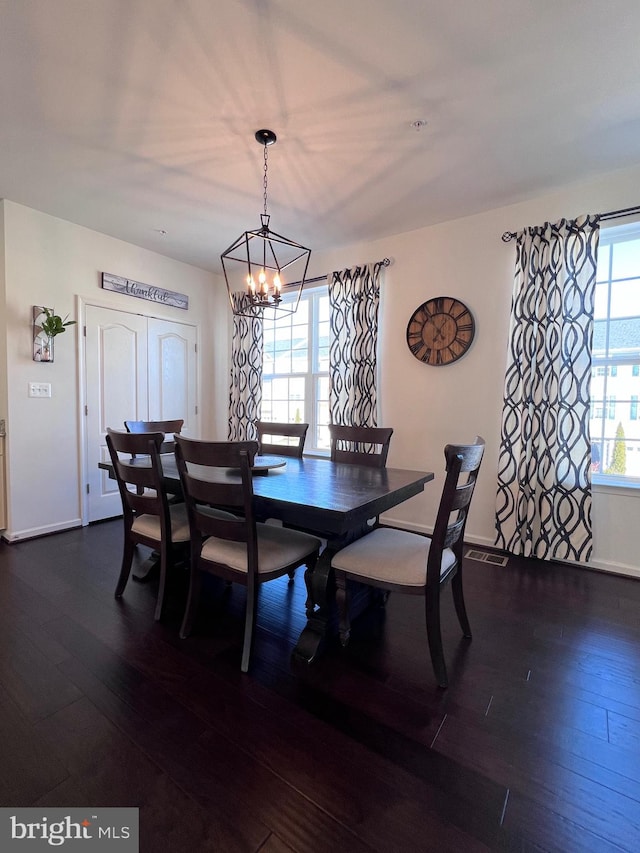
406,296 -> 475,366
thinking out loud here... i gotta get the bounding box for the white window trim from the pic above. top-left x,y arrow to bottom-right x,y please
261,280 -> 329,455
591,220 -> 640,488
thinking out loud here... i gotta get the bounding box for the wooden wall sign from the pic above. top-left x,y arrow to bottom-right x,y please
102,272 -> 189,310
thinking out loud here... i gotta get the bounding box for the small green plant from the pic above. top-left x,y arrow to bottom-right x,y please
605,421 -> 627,475
40,307 -> 76,338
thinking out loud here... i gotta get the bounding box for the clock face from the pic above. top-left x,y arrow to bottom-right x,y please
406,297 -> 475,366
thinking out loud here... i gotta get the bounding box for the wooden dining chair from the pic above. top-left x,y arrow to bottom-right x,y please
331,436 -> 485,688
329,424 -> 394,468
256,421 -> 309,458
106,428 -> 191,621
174,436 -> 322,672
125,419 -> 184,454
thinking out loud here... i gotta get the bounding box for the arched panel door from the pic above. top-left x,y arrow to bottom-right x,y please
147,318 -> 197,437
85,307 -> 198,522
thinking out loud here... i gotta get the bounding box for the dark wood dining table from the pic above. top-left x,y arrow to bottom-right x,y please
100,454 -> 433,664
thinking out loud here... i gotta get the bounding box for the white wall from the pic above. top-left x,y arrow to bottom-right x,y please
1,200 -> 228,541
0,201 -> 6,428
3,160 -> 639,575
306,164 -> 640,578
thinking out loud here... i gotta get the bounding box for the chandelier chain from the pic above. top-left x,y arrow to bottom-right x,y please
263,143 -> 269,218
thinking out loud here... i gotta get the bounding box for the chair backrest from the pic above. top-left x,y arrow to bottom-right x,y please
105,428 -> 169,524
329,424 -> 394,468
256,421 -> 309,458
427,436 -> 485,588
174,436 -> 260,567
125,419 -> 184,454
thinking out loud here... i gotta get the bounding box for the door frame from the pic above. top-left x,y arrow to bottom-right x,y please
77,295 -> 201,526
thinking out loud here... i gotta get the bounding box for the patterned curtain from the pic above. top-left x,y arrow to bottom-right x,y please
495,214 -> 600,563
329,262 -> 383,426
228,293 -> 263,441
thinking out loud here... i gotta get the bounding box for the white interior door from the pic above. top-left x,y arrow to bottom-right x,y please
85,306 -> 148,522
147,318 -> 198,436
84,306 -> 199,522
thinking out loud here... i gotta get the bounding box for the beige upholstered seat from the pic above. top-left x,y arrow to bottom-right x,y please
175,436 -> 321,672
131,504 -> 189,541
332,436 -> 485,688
333,526 -> 456,587
200,523 -> 321,574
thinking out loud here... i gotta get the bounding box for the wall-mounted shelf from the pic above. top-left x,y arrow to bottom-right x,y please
33,306 -> 54,362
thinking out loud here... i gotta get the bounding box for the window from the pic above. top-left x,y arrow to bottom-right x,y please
591,223 -> 640,481
261,284 -> 331,454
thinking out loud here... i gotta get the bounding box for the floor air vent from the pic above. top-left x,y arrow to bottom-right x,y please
464,548 -> 509,566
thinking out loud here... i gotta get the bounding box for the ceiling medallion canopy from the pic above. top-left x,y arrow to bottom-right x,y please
221,129 -> 311,320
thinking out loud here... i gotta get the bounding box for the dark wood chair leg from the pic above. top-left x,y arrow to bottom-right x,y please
451,567 -> 472,639
334,571 -> 351,647
154,542 -> 169,622
288,569 -> 296,583
425,594 -> 448,688
115,535 -> 135,598
179,567 -> 202,639
241,582 -> 258,673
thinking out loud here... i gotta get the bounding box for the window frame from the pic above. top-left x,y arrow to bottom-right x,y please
591,221 -> 640,489
260,282 -> 330,456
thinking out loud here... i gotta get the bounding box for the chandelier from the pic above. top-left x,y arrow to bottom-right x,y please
221,129 -> 311,319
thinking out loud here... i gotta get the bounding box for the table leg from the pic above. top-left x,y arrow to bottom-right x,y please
293,548 -> 334,664
132,550 -> 160,582
292,523 -> 372,665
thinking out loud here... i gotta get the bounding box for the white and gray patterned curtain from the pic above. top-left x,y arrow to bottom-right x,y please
329,262 -> 383,426
228,294 -> 263,441
495,214 -> 600,563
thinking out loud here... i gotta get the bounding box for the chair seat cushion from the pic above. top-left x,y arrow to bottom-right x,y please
331,527 -> 456,587
200,523 -> 321,574
132,503 -> 237,543
132,503 -> 191,542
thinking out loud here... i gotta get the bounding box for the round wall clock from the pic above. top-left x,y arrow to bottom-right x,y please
406,296 -> 475,366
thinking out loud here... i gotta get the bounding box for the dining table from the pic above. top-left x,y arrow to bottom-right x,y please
99,453 -> 434,664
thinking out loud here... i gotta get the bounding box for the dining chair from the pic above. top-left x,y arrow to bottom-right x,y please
124,419 -> 185,498
331,436 -> 485,688
106,428 -> 191,622
174,436 -> 322,672
256,421 -> 309,458
329,424 -> 394,468
125,419 -> 184,454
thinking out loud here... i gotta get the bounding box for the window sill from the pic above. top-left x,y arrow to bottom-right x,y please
592,477 -> 640,497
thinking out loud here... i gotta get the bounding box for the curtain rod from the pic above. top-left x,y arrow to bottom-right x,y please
501,205 -> 640,242
286,257 -> 391,288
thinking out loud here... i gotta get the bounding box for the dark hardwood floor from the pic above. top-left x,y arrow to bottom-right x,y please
1,520 -> 639,852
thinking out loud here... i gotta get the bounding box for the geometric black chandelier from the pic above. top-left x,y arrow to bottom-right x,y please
221,129 -> 311,320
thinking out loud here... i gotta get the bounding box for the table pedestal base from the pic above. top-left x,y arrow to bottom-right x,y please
292,523 -> 377,665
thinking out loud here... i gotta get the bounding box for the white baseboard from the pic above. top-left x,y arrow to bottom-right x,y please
577,557 -> 640,580
2,518 -> 83,543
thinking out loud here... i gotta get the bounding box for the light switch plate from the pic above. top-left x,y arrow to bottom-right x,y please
28,382 -> 52,398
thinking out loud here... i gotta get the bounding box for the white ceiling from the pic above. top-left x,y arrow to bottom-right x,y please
2,0 -> 640,273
